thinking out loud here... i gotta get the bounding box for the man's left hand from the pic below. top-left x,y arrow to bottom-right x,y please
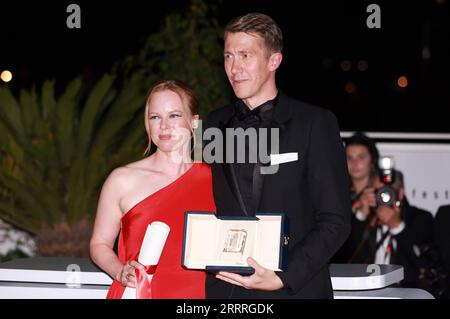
215,257 -> 284,291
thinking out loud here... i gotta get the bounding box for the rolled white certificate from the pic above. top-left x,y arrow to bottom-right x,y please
121,221 -> 170,299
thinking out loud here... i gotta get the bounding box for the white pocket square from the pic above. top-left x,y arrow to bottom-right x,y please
270,152 -> 299,165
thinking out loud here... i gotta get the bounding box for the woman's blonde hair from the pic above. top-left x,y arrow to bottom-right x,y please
143,79 -> 199,156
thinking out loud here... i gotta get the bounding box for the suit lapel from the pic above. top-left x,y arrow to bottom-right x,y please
251,93 -> 293,215
218,106 -> 249,216
226,162 -> 249,216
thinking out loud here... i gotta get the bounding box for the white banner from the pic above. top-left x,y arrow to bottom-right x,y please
377,143 -> 450,216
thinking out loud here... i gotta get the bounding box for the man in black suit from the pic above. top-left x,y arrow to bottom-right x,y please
204,13 -> 351,298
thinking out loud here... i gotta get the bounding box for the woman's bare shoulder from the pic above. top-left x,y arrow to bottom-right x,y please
103,158 -> 157,190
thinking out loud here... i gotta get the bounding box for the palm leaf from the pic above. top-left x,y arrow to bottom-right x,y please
91,72 -> 146,154
41,80 -> 56,121
0,174 -> 50,221
77,74 -> 116,154
0,204 -> 40,234
0,87 -> 26,148
19,87 -> 39,139
54,77 -> 82,164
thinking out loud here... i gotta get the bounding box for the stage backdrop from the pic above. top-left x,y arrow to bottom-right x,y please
342,132 -> 450,216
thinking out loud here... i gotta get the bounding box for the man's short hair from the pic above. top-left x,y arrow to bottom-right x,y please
224,12 -> 283,55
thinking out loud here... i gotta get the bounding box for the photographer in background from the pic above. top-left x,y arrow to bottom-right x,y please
332,132 -> 380,262
348,167 -> 437,289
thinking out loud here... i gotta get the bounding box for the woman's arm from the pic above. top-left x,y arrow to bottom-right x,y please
89,169 -> 127,282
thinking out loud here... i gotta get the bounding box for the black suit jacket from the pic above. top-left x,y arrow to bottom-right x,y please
434,205 -> 450,274
204,93 -> 352,298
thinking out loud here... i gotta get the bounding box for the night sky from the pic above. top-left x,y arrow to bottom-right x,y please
1,0 -> 449,133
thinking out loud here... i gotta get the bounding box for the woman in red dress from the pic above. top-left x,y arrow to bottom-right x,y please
90,80 -> 215,298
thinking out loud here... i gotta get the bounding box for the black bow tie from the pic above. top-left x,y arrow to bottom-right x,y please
235,100 -> 274,127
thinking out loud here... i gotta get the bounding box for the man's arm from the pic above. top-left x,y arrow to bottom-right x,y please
277,110 -> 352,294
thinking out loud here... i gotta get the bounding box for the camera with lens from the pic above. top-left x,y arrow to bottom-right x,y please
375,156 -> 399,208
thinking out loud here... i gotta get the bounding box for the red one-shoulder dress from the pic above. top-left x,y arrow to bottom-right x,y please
106,163 -> 216,299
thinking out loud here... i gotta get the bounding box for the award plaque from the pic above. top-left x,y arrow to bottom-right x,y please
182,212 -> 288,273
223,229 -> 247,254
